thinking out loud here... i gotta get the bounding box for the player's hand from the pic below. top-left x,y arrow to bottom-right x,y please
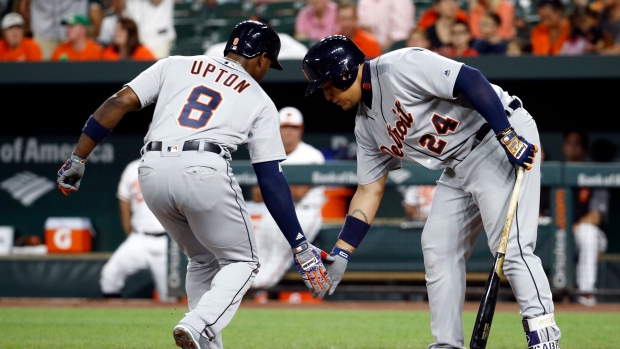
57,152 -> 86,196
292,241 -> 332,299
323,247 -> 350,296
496,127 -> 538,170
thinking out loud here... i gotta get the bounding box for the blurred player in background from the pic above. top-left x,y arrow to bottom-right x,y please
562,129 -> 613,306
100,157 -> 177,302
248,106 -> 326,299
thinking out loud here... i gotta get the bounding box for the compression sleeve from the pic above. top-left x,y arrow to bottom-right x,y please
453,64 -> 511,135
253,160 -> 306,247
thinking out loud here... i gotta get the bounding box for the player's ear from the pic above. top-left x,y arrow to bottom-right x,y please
258,52 -> 269,69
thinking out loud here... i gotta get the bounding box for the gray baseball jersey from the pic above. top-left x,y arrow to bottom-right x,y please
355,48 -> 560,348
126,55 -> 286,348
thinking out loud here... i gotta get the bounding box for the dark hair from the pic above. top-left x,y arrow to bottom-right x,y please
114,17 -> 142,57
453,19 -> 471,32
484,11 -> 502,26
537,0 -> 564,11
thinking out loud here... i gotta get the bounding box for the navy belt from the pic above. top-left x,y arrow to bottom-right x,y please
146,141 -> 221,154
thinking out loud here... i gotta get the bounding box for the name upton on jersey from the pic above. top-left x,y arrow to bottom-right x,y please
190,60 -> 252,94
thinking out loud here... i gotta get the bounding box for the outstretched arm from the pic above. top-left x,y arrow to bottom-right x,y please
253,160 -> 332,298
57,87 -> 141,196
325,172 -> 388,296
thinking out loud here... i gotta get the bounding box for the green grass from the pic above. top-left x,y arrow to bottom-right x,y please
0,306 -> 618,348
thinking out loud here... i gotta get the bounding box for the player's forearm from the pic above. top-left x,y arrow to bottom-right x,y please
348,174 -> 388,225
253,161 -> 307,247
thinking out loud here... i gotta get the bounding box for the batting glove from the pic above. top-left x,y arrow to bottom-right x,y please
323,246 -> 350,296
292,241 -> 332,299
496,127 -> 538,170
57,152 -> 86,196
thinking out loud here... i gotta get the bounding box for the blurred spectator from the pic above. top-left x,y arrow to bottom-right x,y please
417,0 -> 469,30
468,0 -> 515,40
337,0 -> 381,59
17,0 -> 99,60
562,130 -> 613,307
124,0 -> 176,59
101,16 -> 155,60
0,12 -> 42,61
51,13 -> 103,61
531,0 -> 570,55
406,27 -> 431,49
294,0 -> 339,43
356,0 -> 415,52
97,0 -> 125,46
247,106 -> 326,297
560,4 -> 604,55
425,0 -> 461,55
445,19 -> 479,56
506,36 -> 527,55
89,0 -> 105,38
471,11 -> 508,54
599,0 -> 620,54
204,16 -> 308,59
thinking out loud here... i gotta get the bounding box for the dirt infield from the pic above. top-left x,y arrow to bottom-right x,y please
1,297 -> 619,313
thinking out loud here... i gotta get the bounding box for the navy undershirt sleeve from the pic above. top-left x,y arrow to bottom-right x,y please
453,64 -> 511,135
253,160 -> 305,248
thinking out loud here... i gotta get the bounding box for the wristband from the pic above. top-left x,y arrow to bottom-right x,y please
332,247 -> 351,260
337,214 -> 371,248
495,126 -> 514,141
82,115 -> 112,142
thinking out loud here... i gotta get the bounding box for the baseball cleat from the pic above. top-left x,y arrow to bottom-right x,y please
173,323 -> 206,349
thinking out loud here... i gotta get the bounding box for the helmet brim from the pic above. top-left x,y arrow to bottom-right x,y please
270,59 -> 283,70
305,75 -> 326,96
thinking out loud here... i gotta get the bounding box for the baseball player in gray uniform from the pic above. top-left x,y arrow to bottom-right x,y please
57,21 -> 332,349
303,35 -> 561,349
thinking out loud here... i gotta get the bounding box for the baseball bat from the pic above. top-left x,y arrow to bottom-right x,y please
470,167 -> 525,349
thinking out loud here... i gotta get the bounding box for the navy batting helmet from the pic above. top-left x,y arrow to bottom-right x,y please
224,20 -> 282,70
302,35 -> 365,96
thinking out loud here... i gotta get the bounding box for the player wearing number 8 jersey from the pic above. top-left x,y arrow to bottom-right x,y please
304,36 -> 561,349
56,21 -> 332,349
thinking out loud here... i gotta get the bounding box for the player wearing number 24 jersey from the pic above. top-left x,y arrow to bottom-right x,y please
304,35 -> 561,349
57,21 -> 332,349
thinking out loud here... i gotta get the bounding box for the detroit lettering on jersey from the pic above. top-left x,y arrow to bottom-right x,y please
190,60 -> 252,94
379,99 -> 460,158
379,100 -> 413,158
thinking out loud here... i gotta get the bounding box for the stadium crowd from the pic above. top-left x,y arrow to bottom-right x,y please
1,0 -> 619,62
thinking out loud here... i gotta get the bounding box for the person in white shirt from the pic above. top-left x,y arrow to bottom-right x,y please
248,106 -> 326,297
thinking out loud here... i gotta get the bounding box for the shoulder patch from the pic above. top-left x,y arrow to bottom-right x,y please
444,70 -> 450,77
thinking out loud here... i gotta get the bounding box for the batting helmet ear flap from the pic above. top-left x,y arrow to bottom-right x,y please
302,35 -> 365,96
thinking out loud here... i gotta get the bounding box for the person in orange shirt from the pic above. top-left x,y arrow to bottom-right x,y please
0,12 -> 42,62
417,0 -> 469,30
336,1 -> 382,58
101,17 -> 156,61
51,13 -> 103,61
468,0 -> 516,39
531,0 -> 571,55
